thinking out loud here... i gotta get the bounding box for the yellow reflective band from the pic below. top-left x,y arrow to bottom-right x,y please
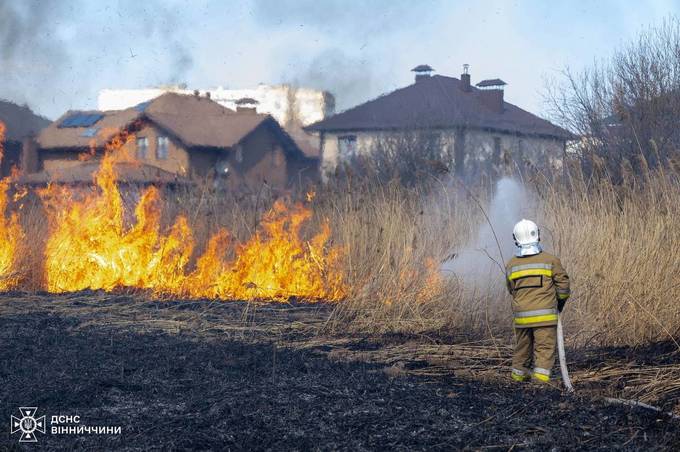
557,293 -> 570,300
533,373 -> 550,382
514,314 -> 558,325
508,269 -> 553,280
512,373 -> 527,382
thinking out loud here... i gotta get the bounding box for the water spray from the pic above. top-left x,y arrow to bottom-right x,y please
443,177 -> 574,392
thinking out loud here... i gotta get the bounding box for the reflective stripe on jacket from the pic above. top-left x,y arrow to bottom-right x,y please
505,251 -> 570,328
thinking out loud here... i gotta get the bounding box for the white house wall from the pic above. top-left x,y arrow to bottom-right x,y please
320,129 -> 565,180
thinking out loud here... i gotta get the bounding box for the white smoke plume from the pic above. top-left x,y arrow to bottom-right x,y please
442,177 -> 538,293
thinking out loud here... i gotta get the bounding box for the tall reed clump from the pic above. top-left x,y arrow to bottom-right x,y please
315,177 -> 494,337
535,166 -> 680,347
318,164 -> 680,348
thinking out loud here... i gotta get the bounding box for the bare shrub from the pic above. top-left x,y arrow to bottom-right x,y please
331,130 -> 453,188
546,16 -> 680,178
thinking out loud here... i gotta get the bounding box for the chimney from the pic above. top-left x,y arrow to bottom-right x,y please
193,89 -> 199,97
236,106 -> 257,114
235,97 -> 259,114
205,91 -> 211,99
476,79 -> 507,113
460,64 -> 471,92
411,64 -> 434,83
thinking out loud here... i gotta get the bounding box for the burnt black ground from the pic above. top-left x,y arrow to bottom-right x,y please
0,294 -> 678,451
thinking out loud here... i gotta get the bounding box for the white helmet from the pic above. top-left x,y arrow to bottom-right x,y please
513,219 -> 540,247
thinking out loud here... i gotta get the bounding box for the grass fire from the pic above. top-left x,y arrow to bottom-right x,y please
35,150 -> 346,301
2,2 -> 680,450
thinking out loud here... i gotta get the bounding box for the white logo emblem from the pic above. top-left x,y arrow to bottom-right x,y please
10,407 -> 46,442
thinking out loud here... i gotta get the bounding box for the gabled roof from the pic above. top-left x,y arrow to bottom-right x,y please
37,93 -> 305,157
0,100 -> 50,142
306,75 -> 572,140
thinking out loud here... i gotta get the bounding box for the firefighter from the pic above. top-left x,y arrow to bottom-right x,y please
505,219 -> 570,383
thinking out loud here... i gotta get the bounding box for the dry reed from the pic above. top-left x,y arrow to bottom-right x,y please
5,162 -> 680,349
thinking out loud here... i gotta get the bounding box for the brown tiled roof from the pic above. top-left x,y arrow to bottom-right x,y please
0,100 -> 50,142
37,93 -> 304,156
20,161 -> 187,185
306,75 -> 572,139
38,108 -> 140,149
147,111 -> 267,148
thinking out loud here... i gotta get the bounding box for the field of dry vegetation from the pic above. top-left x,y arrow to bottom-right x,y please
9,157 -> 679,350
3,155 -> 680,445
324,163 -> 680,348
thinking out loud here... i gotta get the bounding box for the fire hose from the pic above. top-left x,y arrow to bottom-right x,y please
556,314 -> 574,392
557,313 -> 680,419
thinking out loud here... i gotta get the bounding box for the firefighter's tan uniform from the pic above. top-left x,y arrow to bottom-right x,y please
505,251 -> 570,383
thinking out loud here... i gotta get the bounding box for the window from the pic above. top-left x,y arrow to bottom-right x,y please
157,136 -> 169,160
338,135 -> 357,159
136,137 -> 149,159
493,137 -> 501,157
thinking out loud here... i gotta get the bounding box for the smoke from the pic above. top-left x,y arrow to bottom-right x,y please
0,0 -> 71,111
252,0 -> 440,111
442,177 -> 536,290
117,0 -> 194,84
281,49 -> 378,112
0,0 -> 193,118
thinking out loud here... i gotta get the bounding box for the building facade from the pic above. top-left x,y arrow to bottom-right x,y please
98,84 -> 335,158
26,92 -> 317,189
306,66 -> 572,181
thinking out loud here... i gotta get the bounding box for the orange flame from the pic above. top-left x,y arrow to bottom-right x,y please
40,150 -> 346,301
0,121 -> 23,289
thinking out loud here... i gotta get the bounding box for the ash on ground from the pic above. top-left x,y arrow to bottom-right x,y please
0,294 -> 678,451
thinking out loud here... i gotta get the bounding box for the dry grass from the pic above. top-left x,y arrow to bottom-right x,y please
316,164 -> 680,349
5,161 -> 680,349
536,166 -> 680,347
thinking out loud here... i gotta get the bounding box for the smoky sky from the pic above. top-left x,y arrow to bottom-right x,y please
252,0 -> 433,35
0,0 -> 675,120
0,0 -> 194,119
252,0 -> 440,110
0,0 -> 71,114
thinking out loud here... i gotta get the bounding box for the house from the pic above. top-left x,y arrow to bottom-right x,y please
24,92 -> 318,189
305,65 -> 573,180
98,84 -> 336,159
0,100 -> 50,177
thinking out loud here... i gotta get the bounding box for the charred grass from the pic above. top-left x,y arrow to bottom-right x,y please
1,293 -> 679,450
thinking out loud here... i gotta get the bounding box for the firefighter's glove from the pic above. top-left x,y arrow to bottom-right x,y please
557,298 -> 566,313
